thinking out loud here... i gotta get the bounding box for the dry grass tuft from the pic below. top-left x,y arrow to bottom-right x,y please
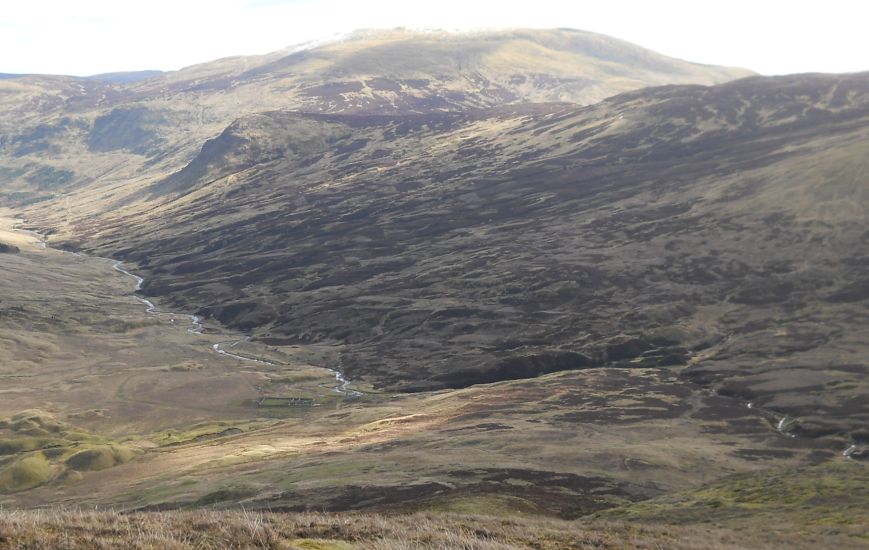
0,508 -> 805,549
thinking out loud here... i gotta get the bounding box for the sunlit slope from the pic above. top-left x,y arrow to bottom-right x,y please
0,28 -> 751,209
146,28 -> 753,111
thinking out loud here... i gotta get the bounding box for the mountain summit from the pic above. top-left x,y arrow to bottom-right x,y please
146,27 -> 753,113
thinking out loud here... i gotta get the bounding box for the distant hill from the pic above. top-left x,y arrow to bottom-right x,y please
142,27 -> 753,113
0,28 -> 753,209
0,71 -> 162,83
83,70 -> 164,84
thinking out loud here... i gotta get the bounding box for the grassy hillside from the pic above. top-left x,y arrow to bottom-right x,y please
601,460 -> 869,546
0,28 -> 750,207
0,214 -> 831,519
22,73 -> 864,445
0,27 -> 865,549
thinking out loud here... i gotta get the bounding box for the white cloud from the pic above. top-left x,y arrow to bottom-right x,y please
1,0 -> 867,75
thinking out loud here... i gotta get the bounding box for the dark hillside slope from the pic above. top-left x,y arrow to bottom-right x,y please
69,73 -> 869,444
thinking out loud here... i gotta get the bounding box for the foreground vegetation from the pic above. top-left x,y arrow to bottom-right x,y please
0,509 -> 819,549
2,459 -> 866,548
601,460 -> 869,548
4,462 -> 867,548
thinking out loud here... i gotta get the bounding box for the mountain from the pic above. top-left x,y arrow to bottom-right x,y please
0,71 -> 162,83
140,28 -> 753,111
0,27 -> 866,542
27,71 -> 863,441
3,30 -> 866,443
83,70 -> 164,84
0,28 -> 750,206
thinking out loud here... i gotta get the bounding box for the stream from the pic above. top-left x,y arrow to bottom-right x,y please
111,261 -> 204,334
705,333 -> 863,458
11,220 -> 360,399
745,400 -> 863,459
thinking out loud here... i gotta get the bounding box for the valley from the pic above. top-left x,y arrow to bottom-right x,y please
0,27 -> 866,549
0,214 -> 858,527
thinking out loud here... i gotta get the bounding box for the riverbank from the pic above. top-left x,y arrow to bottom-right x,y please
0,212 -> 860,539
7,213 -> 360,398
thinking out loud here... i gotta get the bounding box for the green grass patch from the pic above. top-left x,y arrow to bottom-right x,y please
0,411 -> 139,490
600,460 -> 869,530
0,453 -> 53,492
150,420 -> 269,447
0,411 -> 108,456
65,444 -> 138,472
279,461 -> 373,488
0,437 -> 47,455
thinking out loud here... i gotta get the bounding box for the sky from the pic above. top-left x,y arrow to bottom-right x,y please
1,0 -> 868,76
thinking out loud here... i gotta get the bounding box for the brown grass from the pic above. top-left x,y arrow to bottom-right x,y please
0,509 -> 783,549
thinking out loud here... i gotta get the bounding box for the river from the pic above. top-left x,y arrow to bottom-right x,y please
11,220 -> 360,399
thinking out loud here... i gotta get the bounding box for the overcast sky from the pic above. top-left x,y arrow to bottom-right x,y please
2,0 -> 867,76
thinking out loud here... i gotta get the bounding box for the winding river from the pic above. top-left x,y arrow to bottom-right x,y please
744,400 -> 864,460
111,261 -> 204,334
11,220 -> 360,399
